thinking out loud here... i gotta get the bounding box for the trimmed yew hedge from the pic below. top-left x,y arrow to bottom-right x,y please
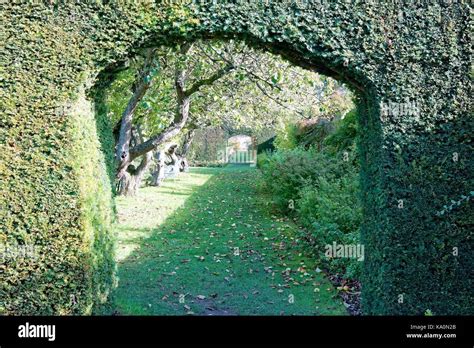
1,1 -> 472,315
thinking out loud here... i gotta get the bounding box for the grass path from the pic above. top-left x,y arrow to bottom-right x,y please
98,165 -> 346,315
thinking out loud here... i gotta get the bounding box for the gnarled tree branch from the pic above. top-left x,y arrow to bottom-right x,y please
128,45 -> 233,162
184,63 -> 234,97
116,48 -> 156,178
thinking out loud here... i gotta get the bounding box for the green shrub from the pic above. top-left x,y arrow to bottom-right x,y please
274,122 -> 299,150
298,166 -> 362,279
323,109 -> 359,153
256,152 -> 270,169
259,109 -> 362,279
259,147 -> 318,212
260,146 -> 362,278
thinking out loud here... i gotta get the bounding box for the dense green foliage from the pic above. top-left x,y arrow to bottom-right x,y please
105,39 -> 334,164
259,112 -> 362,279
1,84 -> 117,314
273,85 -> 354,151
2,1 -> 472,315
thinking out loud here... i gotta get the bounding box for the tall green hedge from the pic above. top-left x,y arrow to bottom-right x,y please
1,1 -> 472,315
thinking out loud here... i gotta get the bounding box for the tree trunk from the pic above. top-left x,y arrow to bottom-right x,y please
117,171 -> 140,196
179,156 -> 189,172
149,150 -> 165,187
116,49 -> 156,180
117,151 -> 153,196
149,166 -> 163,186
178,129 -> 195,172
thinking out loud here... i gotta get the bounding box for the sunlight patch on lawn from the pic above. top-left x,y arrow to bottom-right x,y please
114,169 -> 214,262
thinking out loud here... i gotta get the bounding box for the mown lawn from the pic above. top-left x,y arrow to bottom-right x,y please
97,165 -> 346,315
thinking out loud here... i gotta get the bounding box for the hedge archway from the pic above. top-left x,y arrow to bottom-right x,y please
2,1 -> 472,315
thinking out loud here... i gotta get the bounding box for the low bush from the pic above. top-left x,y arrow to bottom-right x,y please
273,122 -> 299,150
298,164 -> 362,278
256,152 -> 270,169
259,110 -> 362,279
